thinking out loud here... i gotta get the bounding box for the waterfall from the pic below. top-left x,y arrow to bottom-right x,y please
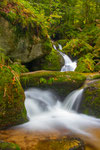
63,89 -> 84,111
18,88 -> 100,136
53,44 -> 77,72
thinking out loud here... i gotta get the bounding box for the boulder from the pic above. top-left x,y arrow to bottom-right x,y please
79,79 -> 100,118
20,71 -> 86,99
0,16 -> 51,63
0,65 -> 27,129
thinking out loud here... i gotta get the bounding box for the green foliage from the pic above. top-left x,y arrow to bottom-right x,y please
63,39 -> 93,58
0,0 -> 100,72
40,77 -> 47,84
10,64 -> 29,75
41,48 -> 61,71
0,48 -> 11,65
0,141 -> 21,150
0,0 -> 49,40
39,77 -> 55,84
76,53 -> 95,72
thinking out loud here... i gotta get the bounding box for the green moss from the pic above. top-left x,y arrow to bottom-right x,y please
20,71 -> 86,98
90,74 -> 100,80
41,48 -> 62,71
79,80 -> 100,118
0,64 -> 27,129
0,0 -> 49,41
0,141 -> 20,150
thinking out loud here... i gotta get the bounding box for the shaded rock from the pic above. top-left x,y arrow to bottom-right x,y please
0,65 -> 27,129
0,16 -> 51,63
40,47 -> 63,71
20,71 -> 86,99
79,79 -> 100,118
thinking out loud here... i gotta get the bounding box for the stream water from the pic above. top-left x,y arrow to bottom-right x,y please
0,44 -> 99,149
53,44 -> 77,72
0,88 -> 100,149
19,88 -> 100,136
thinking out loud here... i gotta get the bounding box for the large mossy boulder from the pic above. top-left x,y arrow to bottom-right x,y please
79,79 -> 100,118
0,1 -> 51,63
0,65 -> 27,129
20,71 -> 86,99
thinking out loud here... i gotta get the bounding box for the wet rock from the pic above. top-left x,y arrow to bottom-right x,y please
0,16 -> 51,63
20,71 -> 86,99
0,65 -> 27,129
79,79 -> 100,118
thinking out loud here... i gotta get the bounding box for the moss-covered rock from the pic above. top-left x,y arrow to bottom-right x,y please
20,71 -> 86,99
0,0 -> 52,64
0,64 -> 27,129
79,79 -> 100,118
0,141 -> 20,150
41,48 -> 63,71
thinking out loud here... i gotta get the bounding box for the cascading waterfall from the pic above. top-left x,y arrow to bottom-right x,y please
18,88 -> 100,137
53,44 -> 77,72
63,89 -> 84,111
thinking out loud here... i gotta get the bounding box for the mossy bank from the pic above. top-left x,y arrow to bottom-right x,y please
79,79 -> 100,118
0,64 -> 27,129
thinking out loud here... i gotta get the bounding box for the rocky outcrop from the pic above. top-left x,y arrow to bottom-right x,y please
20,71 -> 86,99
79,79 -> 100,118
0,16 -> 51,63
0,65 -> 27,129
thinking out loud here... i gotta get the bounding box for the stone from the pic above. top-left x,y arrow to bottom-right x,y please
0,65 -> 27,129
20,71 -> 86,99
0,16 -> 51,63
79,79 -> 100,118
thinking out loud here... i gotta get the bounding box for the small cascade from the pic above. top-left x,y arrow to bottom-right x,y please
18,88 -> 100,137
63,89 -> 84,111
58,44 -> 62,50
25,88 -> 57,118
53,44 -> 77,72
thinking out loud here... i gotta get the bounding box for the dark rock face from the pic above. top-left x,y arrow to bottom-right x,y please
0,65 -> 27,129
0,17 -> 51,63
79,79 -> 100,118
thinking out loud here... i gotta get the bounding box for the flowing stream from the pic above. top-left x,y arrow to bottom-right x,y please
53,44 -> 77,72
0,88 -> 100,150
17,88 -> 100,138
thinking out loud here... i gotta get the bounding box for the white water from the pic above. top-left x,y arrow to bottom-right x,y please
53,44 -> 77,72
63,89 -> 84,111
19,88 -> 100,137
